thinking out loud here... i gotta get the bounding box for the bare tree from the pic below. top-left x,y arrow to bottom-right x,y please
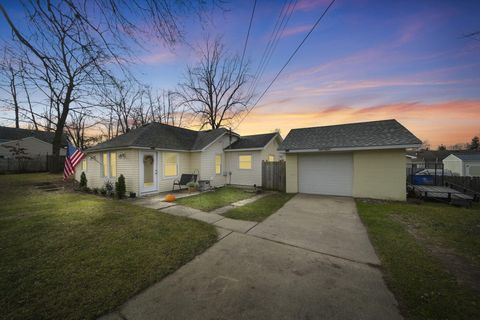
0,0 -> 216,172
176,38 -> 253,130
100,78 -> 145,135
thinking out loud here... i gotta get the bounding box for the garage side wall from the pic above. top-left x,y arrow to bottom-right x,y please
285,153 -> 298,193
353,149 -> 406,201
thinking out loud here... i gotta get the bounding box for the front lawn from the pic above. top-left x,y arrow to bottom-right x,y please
176,186 -> 254,211
224,193 -> 295,222
356,200 -> 480,320
0,173 -> 217,320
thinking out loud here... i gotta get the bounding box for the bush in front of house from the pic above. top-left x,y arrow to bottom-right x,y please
104,181 -> 114,196
115,174 -> 126,199
80,172 -> 87,190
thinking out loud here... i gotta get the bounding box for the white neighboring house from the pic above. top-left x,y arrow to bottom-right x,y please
0,126 -> 67,159
443,153 -> 480,177
74,122 -> 282,196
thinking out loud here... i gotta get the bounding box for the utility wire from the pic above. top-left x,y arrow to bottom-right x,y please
246,0 -> 290,95
235,0 -> 337,130
240,0 -> 257,69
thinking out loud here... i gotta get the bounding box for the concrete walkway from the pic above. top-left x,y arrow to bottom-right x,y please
101,194 -> 401,320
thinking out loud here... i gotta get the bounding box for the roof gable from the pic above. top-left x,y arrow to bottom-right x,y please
87,123 -> 230,152
0,126 -> 67,146
279,119 -> 421,151
225,132 -> 278,150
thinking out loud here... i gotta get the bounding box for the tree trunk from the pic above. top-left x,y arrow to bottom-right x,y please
49,83 -> 73,173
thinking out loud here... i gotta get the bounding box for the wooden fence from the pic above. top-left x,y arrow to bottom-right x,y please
262,160 -> 286,192
0,155 -> 65,174
444,176 -> 480,193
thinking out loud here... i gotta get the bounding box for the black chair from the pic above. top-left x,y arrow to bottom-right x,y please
172,174 -> 198,191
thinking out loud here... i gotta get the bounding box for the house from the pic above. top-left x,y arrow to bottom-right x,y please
278,119 -> 422,201
75,123 -> 282,196
443,153 -> 480,177
0,126 -> 67,159
406,149 -> 480,167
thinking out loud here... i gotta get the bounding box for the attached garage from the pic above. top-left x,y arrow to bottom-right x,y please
280,120 -> 422,201
298,153 -> 353,196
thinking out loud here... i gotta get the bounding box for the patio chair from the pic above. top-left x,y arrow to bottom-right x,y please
172,174 -> 198,191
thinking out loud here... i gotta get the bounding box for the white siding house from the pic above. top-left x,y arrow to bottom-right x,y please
443,153 -> 480,176
74,123 -> 282,196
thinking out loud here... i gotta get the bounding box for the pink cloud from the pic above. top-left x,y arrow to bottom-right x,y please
281,24 -> 313,38
236,100 -> 480,148
295,0 -> 333,11
139,51 -> 175,64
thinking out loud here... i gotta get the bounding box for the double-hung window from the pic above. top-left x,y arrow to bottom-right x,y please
102,152 -> 117,178
239,155 -> 252,170
164,152 -> 178,177
215,155 -> 222,175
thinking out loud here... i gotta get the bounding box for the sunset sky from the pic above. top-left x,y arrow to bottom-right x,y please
133,0 -> 480,148
2,0 -> 480,147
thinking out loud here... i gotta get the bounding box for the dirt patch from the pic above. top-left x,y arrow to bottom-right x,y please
393,215 -> 480,293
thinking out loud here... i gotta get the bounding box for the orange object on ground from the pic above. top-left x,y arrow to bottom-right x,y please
165,194 -> 176,202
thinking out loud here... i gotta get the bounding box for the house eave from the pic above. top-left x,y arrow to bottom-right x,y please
279,144 -> 422,153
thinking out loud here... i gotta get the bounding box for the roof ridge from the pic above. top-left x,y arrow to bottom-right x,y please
290,119 -> 397,131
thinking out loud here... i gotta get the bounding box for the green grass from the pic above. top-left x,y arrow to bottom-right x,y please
356,200 -> 480,320
224,193 -> 295,222
0,173 -> 217,320
176,186 -> 254,211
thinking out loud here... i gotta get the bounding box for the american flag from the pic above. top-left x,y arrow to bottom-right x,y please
64,143 -> 86,180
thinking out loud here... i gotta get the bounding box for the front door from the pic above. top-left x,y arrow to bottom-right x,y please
141,151 -> 157,194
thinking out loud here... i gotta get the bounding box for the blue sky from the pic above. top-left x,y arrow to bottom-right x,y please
2,0 -> 480,146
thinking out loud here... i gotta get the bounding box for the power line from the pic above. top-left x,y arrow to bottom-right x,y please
240,0 -> 257,69
235,0 -> 337,130
248,0 -> 298,96
246,0 -> 290,95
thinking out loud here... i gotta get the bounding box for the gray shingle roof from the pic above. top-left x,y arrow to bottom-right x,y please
87,123 -> 228,152
225,133 -> 278,150
279,119 -> 421,151
454,153 -> 480,161
0,126 -> 67,146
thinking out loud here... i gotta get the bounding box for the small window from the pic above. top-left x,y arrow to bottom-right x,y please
82,159 -> 87,171
239,155 -> 252,170
102,153 -> 108,177
164,152 -> 178,177
110,152 -> 117,177
268,155 -> 275,162
215,155 -> 222,175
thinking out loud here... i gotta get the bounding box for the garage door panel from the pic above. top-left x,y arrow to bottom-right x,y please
298,153 -> 353,196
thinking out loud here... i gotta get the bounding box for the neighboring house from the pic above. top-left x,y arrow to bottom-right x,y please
278,119 -> 421,201
443,153 -> 480,177
75,123 -> 282,196
0,126 -> 67,159
406,149 -> 480,166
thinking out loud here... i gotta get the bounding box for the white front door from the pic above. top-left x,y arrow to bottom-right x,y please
140,151 -> 157,194
298,152 -> 353,196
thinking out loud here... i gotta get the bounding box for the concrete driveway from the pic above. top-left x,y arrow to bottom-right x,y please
102,194 -> 401,320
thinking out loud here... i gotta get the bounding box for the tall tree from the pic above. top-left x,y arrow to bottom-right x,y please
0,0 -> 215,172
176,38 -> 253,129
469,136 -> 480,150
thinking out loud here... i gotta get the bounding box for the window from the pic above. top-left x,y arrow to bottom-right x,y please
82,159 -> 87,171
110,152 -> 117,177
215,155 -> 222,175
164,152 -> 178,177
239,155 -> 252,170
268,155 -> 275,162
102,153 -> 108,177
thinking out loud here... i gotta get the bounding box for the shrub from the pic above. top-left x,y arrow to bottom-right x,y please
92,188 -> 99,195
104,181 -> 113,196
100,187 -> 107,196
79,172 -> 87,189
115,174 -> 126,199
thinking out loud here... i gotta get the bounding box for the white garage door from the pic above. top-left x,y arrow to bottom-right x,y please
298,153 -> 353,196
